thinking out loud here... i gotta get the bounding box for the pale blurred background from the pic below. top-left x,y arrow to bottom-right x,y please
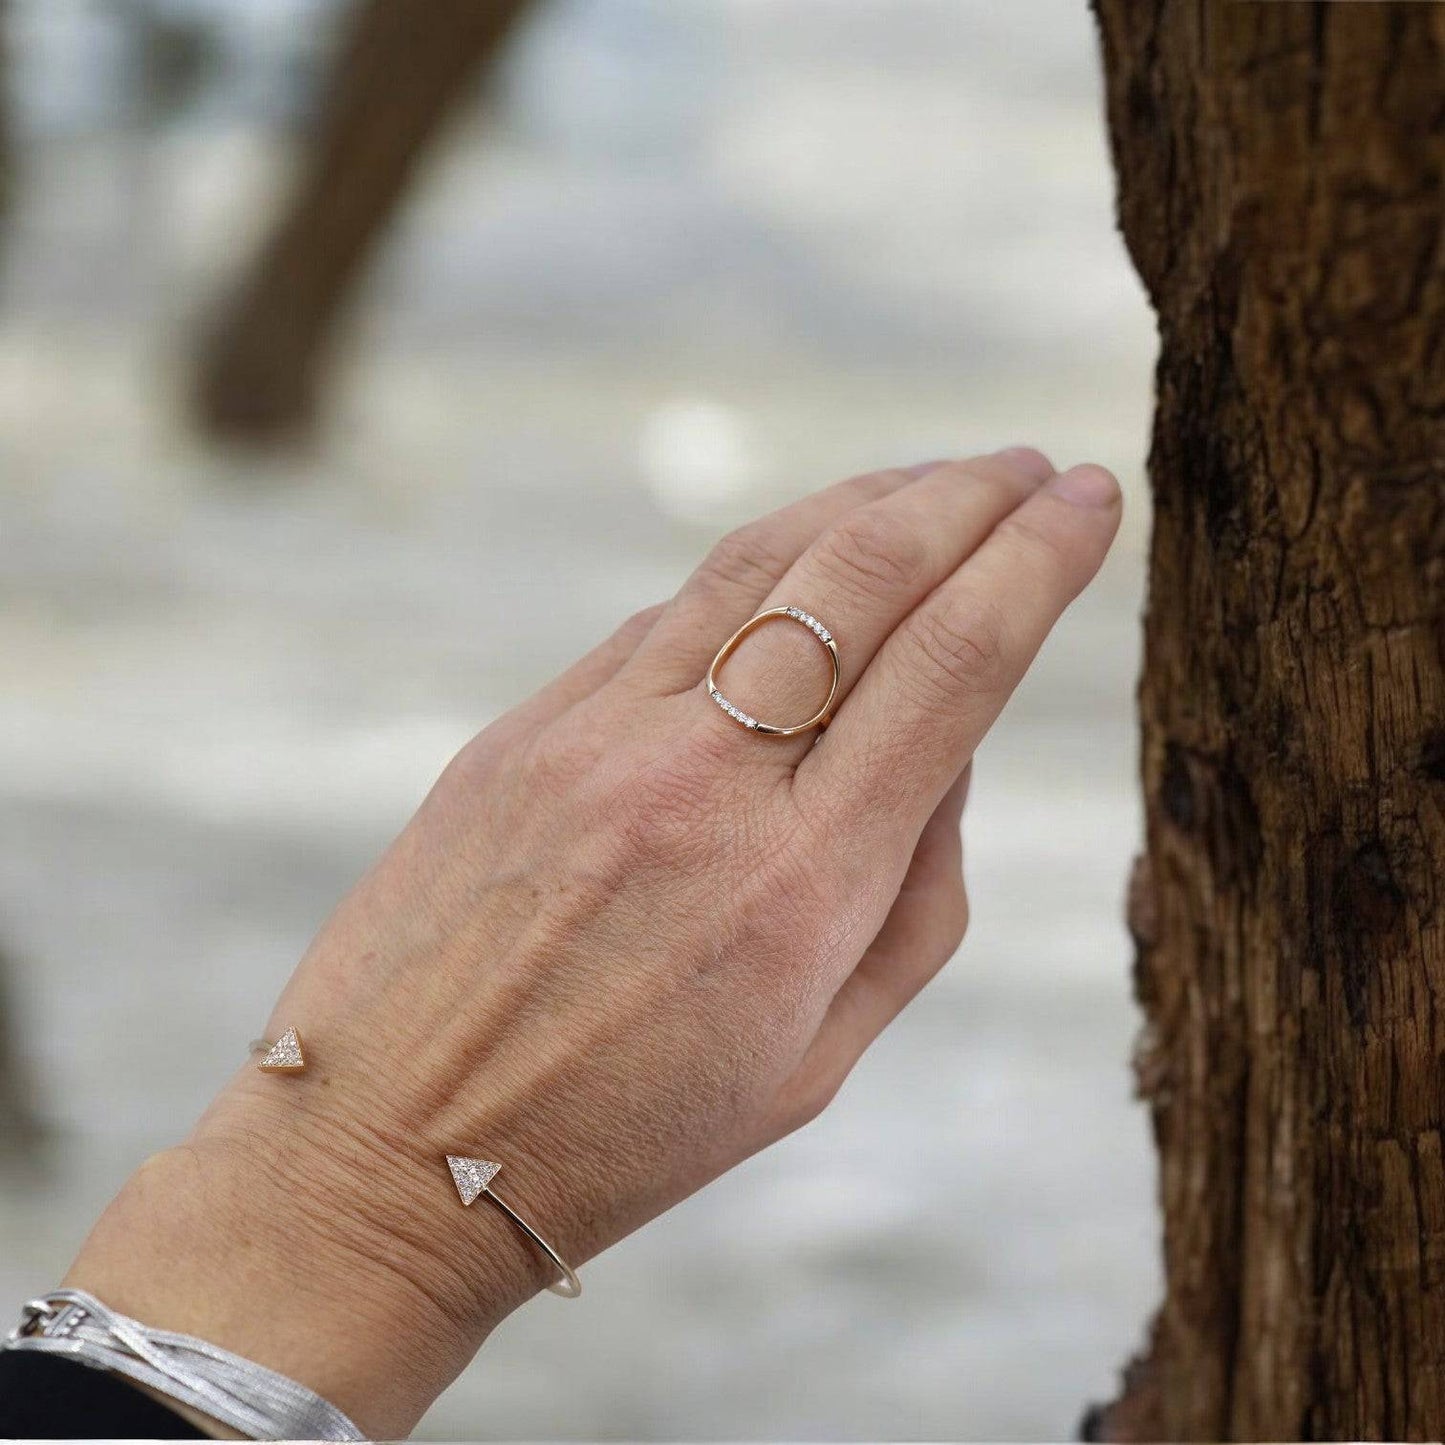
0,1 -> 1160,1437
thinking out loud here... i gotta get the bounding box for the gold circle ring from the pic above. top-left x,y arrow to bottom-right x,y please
705,606 -> 841,738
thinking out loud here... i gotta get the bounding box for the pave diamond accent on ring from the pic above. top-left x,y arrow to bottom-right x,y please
704,605 -> 841,739
783,606 -> 832,644
708,688 -> 760,729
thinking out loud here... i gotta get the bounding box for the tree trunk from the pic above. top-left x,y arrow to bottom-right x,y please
1086,2 -> 1445,1439
191,0 -> 535,445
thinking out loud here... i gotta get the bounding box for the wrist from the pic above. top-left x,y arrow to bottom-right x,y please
62,1075 -> 547,1438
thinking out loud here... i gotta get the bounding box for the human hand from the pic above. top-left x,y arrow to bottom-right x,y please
65,449 -> 1121,1436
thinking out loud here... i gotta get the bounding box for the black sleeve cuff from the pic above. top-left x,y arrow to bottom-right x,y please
0,1349 -> 207,1438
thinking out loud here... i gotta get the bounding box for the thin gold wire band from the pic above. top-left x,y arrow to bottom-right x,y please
447,1156 -> 582,1298
484,1188 -> 582,1299
705,606 -> 841,738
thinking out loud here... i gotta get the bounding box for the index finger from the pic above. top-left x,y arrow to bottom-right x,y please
796,462 -> 1122,836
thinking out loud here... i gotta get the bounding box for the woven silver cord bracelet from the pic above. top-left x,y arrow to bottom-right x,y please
4,1289 -> 364,1441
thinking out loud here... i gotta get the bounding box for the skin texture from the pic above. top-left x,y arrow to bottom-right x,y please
63,449 -> 1121,1438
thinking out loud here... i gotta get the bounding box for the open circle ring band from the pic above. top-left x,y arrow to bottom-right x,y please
705,606 -> 840,737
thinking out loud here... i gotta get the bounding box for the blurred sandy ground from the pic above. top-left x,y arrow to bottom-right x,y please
0,1 -> 1159,1437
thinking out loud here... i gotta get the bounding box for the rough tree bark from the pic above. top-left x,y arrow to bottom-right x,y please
192,0 -> 535,444
1086,2 -> 1445,1439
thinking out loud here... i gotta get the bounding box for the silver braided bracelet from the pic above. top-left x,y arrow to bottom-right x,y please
4,1289 -> 364,1441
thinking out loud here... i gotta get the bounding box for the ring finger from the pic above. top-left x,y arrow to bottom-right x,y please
624,460 -> 946,693
694,447 -> 1055,760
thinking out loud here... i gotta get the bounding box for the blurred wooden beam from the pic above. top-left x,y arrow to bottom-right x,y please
0,943 -> 47,1165
0,5 -> 41,1166
192,0 -> 537,445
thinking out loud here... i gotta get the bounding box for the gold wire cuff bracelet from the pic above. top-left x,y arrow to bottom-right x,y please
247,1032 -> 581,1298
447,1156 -> 582,1298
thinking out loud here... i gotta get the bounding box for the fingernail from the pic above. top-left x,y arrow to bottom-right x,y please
1048,463 -> 1121,508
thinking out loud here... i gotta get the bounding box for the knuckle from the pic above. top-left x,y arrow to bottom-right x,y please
697,522 -> 791,598
433,717 -> 513,797
516,723 -> 603,801
818,508 -> 927,594
599,733 -> 726,865
903,595 -> 1008,700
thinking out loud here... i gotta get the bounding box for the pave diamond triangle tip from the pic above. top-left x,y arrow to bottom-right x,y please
258,1026 -> 305,1073
447,1155 -> 502,1206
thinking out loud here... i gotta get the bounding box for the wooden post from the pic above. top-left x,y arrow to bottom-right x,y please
192,0 -> 535,444
1088,3 -> 1445,1437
